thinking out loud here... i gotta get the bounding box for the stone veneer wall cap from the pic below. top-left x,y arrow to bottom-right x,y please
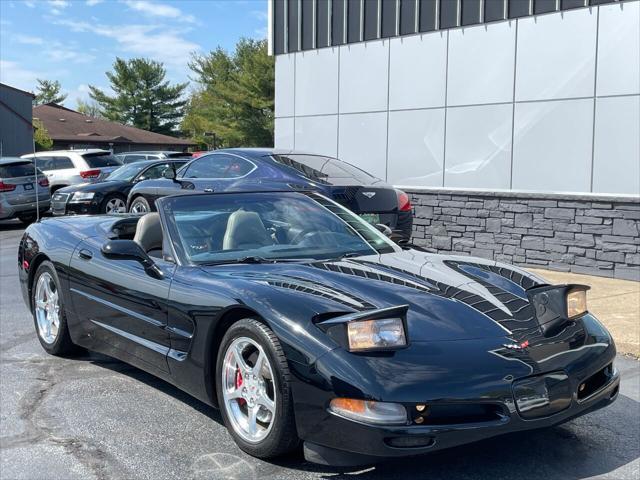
398,187 -> 640,204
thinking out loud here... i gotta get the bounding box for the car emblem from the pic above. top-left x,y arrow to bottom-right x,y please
362,191 -> 376,199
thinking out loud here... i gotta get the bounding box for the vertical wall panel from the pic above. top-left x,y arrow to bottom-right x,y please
419,0 -> 438,30
461,0 -> 482,26
534,0 -> 557,14
440,0 -> 460,29
348,0 -> 363,43
381,0 -> 398,37
274,117 -> 295,149
399,0 -> 418,35
364,0 -> 380,40
301,0 -> 315,50
275,54 -> 295,117
316,0 -> 330,48
274,0 -> 286,54
287,0 -> 299,52
484,0 -> 506,22
508,0 -> 530,18
332,0 -> 346,45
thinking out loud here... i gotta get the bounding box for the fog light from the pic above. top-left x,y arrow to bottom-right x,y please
415,404 -> 427,412
414,416 -> 424,424
329,398 -> 407,425
386,435 -> 434,448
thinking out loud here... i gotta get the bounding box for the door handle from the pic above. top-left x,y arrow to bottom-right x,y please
78,249 -> 93,260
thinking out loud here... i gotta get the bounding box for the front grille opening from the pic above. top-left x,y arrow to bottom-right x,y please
578,363 -> 613,400
412,403 -> 504,426
385,435 -> 435,449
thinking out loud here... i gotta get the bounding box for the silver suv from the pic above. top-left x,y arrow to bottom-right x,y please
21,149 -> 122,193
0,158 -> 51,224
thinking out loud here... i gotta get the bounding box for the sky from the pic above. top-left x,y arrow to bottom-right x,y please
0,0 -> 268,106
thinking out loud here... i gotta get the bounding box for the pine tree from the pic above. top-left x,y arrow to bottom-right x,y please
182,38 -> 274,148
89,58 -> 188,135
34,79 -> 67,105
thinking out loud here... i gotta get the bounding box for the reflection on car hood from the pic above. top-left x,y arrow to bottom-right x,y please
202,250 -> 549,343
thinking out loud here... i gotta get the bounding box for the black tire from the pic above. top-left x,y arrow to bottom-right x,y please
18,214 -> 37,225
101,193 -> 127,214
31,261 -> 80,356
129,196 -> 151,214
216,318 -> 299,459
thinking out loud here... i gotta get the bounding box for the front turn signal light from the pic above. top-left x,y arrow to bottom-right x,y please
329,398 -> 407,425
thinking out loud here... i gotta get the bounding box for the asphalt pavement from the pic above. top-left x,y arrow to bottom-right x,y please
0,219 -> 638,480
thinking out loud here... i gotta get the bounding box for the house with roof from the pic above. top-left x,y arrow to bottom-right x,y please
32,103 -> 196,153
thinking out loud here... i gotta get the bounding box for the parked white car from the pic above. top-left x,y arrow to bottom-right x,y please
21,149 -> 122,193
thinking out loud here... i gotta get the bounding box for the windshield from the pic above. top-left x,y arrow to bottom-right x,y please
105,163 -> 148,181
163,192 -> 398,265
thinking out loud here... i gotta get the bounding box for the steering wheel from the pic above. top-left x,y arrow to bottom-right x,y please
290,227 -> 318,245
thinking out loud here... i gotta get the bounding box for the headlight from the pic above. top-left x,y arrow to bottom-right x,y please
71,192 -> 95,202
347,318 -> 406,352
566,287 -> 588,319
329,398 -> 407,425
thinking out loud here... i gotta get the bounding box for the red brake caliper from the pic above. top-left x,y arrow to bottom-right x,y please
235,368 -> 245,405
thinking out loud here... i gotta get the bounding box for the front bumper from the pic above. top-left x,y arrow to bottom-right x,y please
51,192 -> 101,216
294,315 -> 619,465
302,367 -> 619,465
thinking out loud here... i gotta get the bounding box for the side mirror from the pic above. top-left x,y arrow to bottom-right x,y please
162,167 -> 176,180
101,240 -> 164,279
375,223 -> 393,238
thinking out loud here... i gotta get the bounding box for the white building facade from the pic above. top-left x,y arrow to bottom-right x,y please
271,0 -> 640,280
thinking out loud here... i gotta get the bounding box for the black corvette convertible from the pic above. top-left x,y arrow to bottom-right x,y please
19,189 -> 619,466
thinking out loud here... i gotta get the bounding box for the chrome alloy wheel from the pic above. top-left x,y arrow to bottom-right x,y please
222,337 -> 276,443
130,201 -> 148,214
34,272 -> 60,344
105,197 -> 126,214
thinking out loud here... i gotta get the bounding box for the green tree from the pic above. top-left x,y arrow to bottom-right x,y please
34,79 -> 67,105
33,118 -> 53,150
89,58 -> 188,135
182,38 -> 274,148
76,98 -> 104,118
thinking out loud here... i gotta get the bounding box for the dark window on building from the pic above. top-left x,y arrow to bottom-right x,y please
332,0 -> 346,45
461,0 -> 482,25
508,0 -> 530,18
484,0 -> 506,22
273,0 -> 286,54
348,0 -> 362,43
399,0 -> 417,35
317,0 -> 330,47
381,0 -> 398,38
419,0 -> 438,31
287,0 -> 299,52
440,0 -> 459,29
364,0 -> 379,40
534,0 -> 557,14
562,0 -> 586,8
301,0 -> 315,49
589,0 -> 616,5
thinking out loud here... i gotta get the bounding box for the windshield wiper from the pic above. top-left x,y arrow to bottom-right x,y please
202,256 -> 317,266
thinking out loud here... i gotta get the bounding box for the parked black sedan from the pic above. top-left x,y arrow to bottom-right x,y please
127,149 -> 414,242
19,189 -> 618,466
51,159 -> 188,215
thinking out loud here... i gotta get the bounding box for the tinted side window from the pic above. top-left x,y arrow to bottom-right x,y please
54,156 -> 75,170
272,154 -> 379,184
83,152 -> 122,167
139,163 -> 172,180
184,155 -> 255,179
123,154 -> 147,164
33,156 -> 55,171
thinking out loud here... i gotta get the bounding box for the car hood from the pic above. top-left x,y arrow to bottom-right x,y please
59,180 -> 128,193
200,250 -> 549,343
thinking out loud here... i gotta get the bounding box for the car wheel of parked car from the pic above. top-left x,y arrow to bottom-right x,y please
31,261 -> 80,356
102,194 -> 127,214
18,214 -> 37,225
216,319 -> 299,459
129,196 -> 151,214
